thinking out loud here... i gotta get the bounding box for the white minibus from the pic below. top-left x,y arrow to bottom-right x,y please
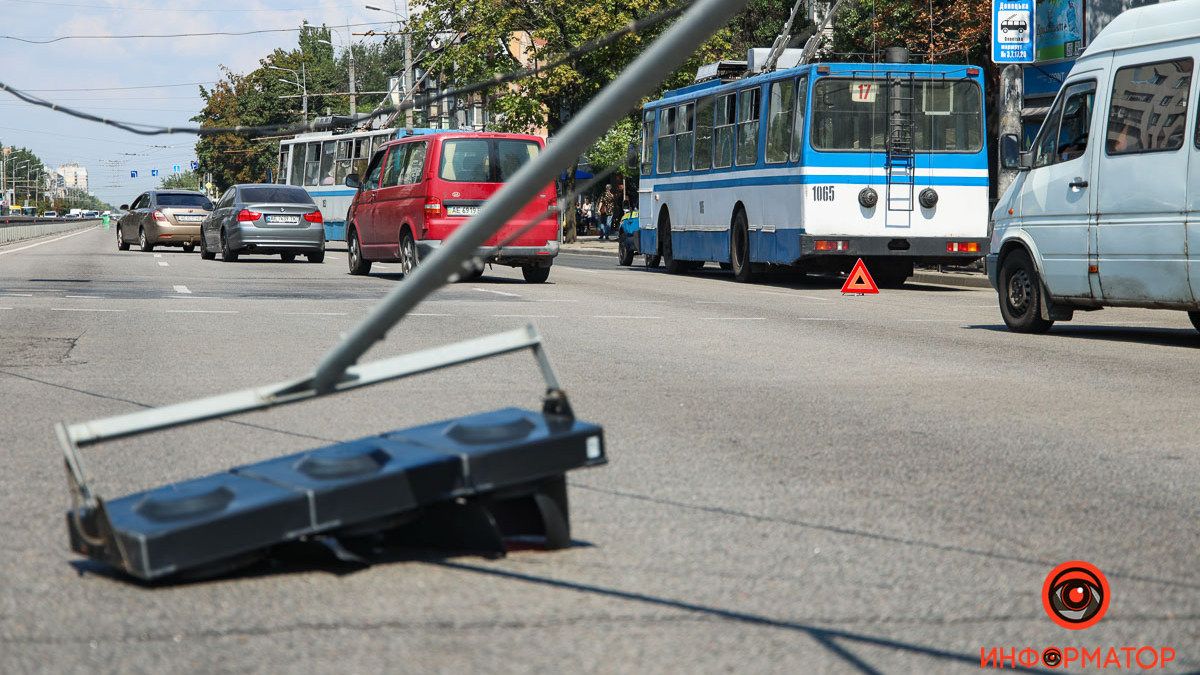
989,0 -> 1200,333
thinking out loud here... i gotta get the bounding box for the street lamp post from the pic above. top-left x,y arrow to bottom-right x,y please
366,2 -> 414,127
269,64 -> 308,121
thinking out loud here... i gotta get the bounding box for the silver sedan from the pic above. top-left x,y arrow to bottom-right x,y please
199,184 -> 326,263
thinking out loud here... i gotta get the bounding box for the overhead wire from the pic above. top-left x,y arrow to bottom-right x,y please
2,0 -> 362,12
0,20 -> 393,44
0,1 -> 690,137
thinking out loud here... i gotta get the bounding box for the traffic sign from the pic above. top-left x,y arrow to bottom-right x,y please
190,160 -> 199,171
130,170 -> 138,178
841,258 -> 880,295
992,0 -> 1034,64
151,169 -> 159,177
172,164 -> 182,174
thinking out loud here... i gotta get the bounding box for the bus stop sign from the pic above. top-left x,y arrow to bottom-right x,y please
992,0 -> 1034,64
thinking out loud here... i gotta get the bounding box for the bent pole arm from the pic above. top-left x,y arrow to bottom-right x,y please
311,0 -> 750,392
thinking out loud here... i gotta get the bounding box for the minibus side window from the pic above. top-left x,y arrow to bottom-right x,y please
1107,58 -> 1194,155
1054,81 -> 1096,163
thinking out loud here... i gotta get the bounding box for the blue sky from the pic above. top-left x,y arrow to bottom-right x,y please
0,0 -> 405,207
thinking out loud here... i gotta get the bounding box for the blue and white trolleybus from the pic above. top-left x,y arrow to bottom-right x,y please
629,57 -> 990,287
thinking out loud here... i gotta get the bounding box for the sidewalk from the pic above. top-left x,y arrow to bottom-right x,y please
559,236 -> 992,290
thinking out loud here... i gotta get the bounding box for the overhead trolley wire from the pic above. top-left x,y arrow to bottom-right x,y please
0,2 -> 690,137
0,20 -> 393,44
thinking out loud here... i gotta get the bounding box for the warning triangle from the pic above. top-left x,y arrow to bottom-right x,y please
841,258 -> 880,295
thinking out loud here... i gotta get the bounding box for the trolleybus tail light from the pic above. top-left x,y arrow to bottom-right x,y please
424,198 -> 443,217
303,211 -> 323,223
237,209 -> 261,222
152,210 -> 169,223
815,240 -> 849,252
947,241 -> 979,253
967,68 -> 980,76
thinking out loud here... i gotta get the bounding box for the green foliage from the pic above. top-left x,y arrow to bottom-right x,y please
159,170 -> 202,191
827,0 -> 991,64
586,116 -> 639,174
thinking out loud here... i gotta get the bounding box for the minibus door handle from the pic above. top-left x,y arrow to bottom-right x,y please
1069,178 -> 1089,189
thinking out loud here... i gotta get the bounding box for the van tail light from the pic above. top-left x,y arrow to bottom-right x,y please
152,210 -> 168,223
303,210 -> 323,223
815,240 -> 849,252
424,198 -> 443,217
237,209 -> 261,222
947,241 -> 979,253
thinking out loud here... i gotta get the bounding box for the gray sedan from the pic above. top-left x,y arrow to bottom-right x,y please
199,184 -> 326,263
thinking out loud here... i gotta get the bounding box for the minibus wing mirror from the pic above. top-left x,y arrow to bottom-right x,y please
345,173 -> 362,189
1000,134 -> 1029,171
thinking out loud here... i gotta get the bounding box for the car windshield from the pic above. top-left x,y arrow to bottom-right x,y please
157,193 -> 213,209
239,187 -> 314,204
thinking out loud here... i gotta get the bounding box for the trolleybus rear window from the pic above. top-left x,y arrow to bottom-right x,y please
811,78 -> 982,153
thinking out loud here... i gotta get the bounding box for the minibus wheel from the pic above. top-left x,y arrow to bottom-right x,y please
999,249 -> 1052,334
399,230 -> 418,276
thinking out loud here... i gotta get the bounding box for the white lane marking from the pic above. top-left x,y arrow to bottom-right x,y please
281,312 -> 347,316
51,307 -> 123,312
154,253 -> 162,258
0,226 -> 97,256
793,317 -> 839,321
593,315 -> 661,319
493,314 -> 557,318
696,301 -> 736,304
1,293 -> 34,297
0,307 -> 12,310
700,317 -> 766,321
173,285 -> 191,294
473,287 -> 521,297
157,262 -> 169,267
410,313 -> 455,317
167,309 -> 237,314
797,295 -> 832,302
628,300 -> 667,303
64,295 -> 102,299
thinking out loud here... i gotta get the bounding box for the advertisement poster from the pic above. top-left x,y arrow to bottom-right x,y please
1035,0 -> 1085,61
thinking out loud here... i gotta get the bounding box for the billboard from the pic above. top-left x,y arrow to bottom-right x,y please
1035,0 -> 1085,61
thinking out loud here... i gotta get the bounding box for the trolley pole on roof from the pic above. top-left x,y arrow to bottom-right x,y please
312,0 -> 751,392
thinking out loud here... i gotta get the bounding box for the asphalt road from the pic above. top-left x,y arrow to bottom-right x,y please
1,226 -> 1197,673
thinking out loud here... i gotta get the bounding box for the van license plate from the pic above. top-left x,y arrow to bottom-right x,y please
447,205 -> 481,217
266,215 -> 299,224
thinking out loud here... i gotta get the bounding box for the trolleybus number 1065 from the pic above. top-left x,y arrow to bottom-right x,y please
813,185 -> 836,202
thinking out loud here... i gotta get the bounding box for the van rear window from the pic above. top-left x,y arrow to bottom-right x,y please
439,139 -> 540,182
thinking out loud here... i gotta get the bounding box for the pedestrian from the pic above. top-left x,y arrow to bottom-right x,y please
598,185 -> 615,240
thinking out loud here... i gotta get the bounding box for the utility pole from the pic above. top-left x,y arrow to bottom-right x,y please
996,64 -> 1023,214
367,2 -> 414,127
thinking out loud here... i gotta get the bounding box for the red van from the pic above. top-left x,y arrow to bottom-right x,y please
344,131 -> 560,282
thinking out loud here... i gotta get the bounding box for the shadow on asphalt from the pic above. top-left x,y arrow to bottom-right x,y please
431,560 -> 1050,674
68,537 -> 597,588
606,265 -> 970,293
965,324 -> 1200,349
